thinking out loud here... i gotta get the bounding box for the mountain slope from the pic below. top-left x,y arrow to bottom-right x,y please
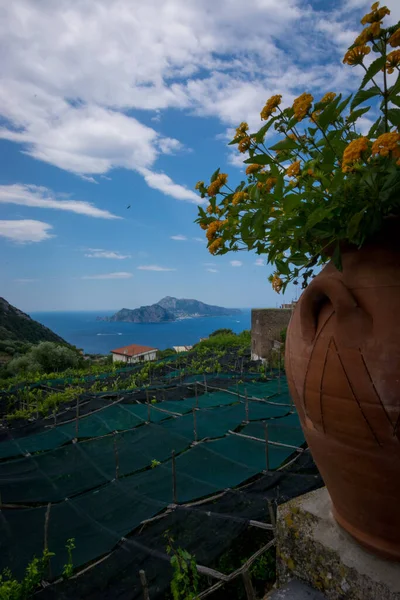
106,305 -> 175,324
0,298 -> 66,344
158,296 -> 241,317
102,297 -> 241,323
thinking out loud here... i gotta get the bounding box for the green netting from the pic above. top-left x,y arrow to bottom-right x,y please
0,404 -> 170,460
0,424 -> 192,503
235,380 -> 290,402
0,427 -> 74,460
0,391 -> 247,460
201,435 -> 294,472
241,412 -> 304,447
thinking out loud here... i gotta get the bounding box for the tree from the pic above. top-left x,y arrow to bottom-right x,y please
209,328 -> 234,337
7,342 -> 82,375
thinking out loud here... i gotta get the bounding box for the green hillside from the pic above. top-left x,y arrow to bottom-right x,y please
0,297 -> 65,344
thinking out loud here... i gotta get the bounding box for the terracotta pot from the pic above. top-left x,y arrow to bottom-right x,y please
285,224 -> 400,561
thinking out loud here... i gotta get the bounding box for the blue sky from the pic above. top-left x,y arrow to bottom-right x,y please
1,0 -> 398,312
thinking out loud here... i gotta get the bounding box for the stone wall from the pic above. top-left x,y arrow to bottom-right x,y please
251,308 -> 292,361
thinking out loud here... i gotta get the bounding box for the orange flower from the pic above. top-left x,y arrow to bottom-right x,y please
286,161 -> 301,177
232,191 -> 248,206
199,222 -> 208,230
371,132 -> 400,158
208,238 -> 223,255
265,177 -> 277,192
361,3 -> 390,25
343,45 -> 371,65
354,21 -> 382,45
385,50 -> 400,74
342,137 -> 369,172
292,93 -> 313,121
246,164 -> 262,175
389,28 -> 400,48
261,95 -> 282,120
271,273 -> 283,293
238,136 -> 251,153
321,92 -> 336,103
207,173 -> 228,197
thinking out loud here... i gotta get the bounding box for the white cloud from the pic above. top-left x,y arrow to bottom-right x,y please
0,220 -> 54,243
255,258 -> 264,266
81,272 -> 133,280
170,234 -> 187,241
1,0 -> 398,203
206,268 -> 219,273
230,260 -> 243,267
137,265 -> 177,272
85,250 -> 131,259
14,278 -> 40,283
193,237 -> 206,243
0,184 -> 120,219
138,168 -> 200,203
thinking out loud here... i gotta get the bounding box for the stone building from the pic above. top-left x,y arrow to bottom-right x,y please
251,308 -> 293,362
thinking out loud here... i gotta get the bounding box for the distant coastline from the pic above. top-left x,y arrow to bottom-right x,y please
30,310 -> 251,355
100,296 -> 241,324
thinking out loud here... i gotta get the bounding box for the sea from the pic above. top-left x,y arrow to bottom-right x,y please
30,310 -> 252,355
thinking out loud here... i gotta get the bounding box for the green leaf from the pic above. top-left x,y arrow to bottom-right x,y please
387,108 -> 400,128
210,168 -> 220,183
336,95 -> 351,116
308,127 -> 317,136
347,209 -> 365,239
289,254 -> 308,266
276,259 -> 290,276
387,73 -> 400,100
332,244 -> 342,271
360,56 -> 385,90
253,117 -> 277,143
306,206 -> 331,230
380,169 -> 400,202
269,138 -> 298,151
283,194 -> 300,212
346,105 -> 371,124
367,117 -> 382,138
318,96 -> 341,130
389,95 -> 400,108
351,86 -> 381,111
243,154 -> 273,166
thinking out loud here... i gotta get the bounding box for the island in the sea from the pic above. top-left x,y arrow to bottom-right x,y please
99,296 -> 241,324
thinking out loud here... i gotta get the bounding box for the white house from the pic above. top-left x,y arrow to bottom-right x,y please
111,344 -> 158,364
173,345 -> 193,353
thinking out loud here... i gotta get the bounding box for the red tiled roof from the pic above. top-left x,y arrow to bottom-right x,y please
111,344 -> 157,356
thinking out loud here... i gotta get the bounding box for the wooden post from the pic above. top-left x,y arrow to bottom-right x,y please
245,388 -> 249,422
268,500 -> 276,531
145,388 -> 149,404
44,502 -> 52,578
193,407 -> 198,443
195,382 -> 198,408
264,424 -> 270,471
113,433 -> 119,480
75,396 -> 80,438
172,450 -> 177,504
241,569 -> 256,600
139,569 -> 151,600
241,357 -> 244,375
203,373 -> 207,393
278,346 -> 282,394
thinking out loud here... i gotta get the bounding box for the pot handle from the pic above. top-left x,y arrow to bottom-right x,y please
300,277 -> 372,346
